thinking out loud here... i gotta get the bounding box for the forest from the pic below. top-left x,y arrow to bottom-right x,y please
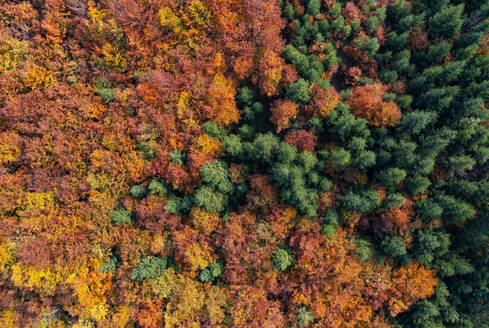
0,0 -> 489,327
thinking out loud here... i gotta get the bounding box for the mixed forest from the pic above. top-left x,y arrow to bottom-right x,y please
1,0 -> 489,327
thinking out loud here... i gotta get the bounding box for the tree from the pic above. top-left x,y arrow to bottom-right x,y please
130,184 -> 148,199
376,167 -> 407,188
286,78 -> 312,105
340,189 -> 381,214
148,179 -> 167,196
269,99 -> 299,133
405,175 -> 431,195
272,248 -> 293,271
222,134 -> 243,159
112,207 -> 133,224
306,0 -> 320,16
348,82 -> 402,127
249,132 -> 280,162
131,256 -> 168,281
437,194 -> 475,225
200,160 -> 232,193
428,4 -> 464,39
415,198 -> 443,222
328,147 -> 351,171
284,129 -> 315,152
194,186 -> 226,213
381,235 -> 407,259
308,86 -> 341,118
384,193 -> 406,208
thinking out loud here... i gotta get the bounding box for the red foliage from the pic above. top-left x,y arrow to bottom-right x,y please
269,99 -> 299,133
348,82 -> 402,127
285,129 -> 316,152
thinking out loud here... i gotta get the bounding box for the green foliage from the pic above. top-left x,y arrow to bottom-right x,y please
200,160 -> 233,194
277,141 -> 298,163
96,87 -> 116,103
249,132 -> 280,163
436,194 -> 475,225
428,4 -> 464,39
204,121 -> 228,141
284,4 -> 295,21
355,239 -> 372,262
236,87 -> 255,106
364,16 -> 378,34
272,248 -> 294,271
223,134 -> 243,159
415,198 -> 443,222
111,207 -> 133,224
131,256 -> 168,281
322,208 -> 339,225
405,175 -> 431,195
383,193 -> 406,208
286,78 -> 312,105
331,16 -> 345,33
297,307 -> 314,327
306,0 -> 320,16
130,184 -> 148,199
99,257 -> 119,273
329,2 -> 342,16
399,111 -> 437,135
340,189 -> 381,214
194,186 -> 226,213
322,224 -> 337,237
169,149 -> 186,165
148,178 -> 167,196
198,262 -> 223,283
381,235 -> 407,259
164,195 -> 193,214
328,147 -> 351,171
414,229 -> 450,267
448,155 -> 475,176
376,167 -> 407,188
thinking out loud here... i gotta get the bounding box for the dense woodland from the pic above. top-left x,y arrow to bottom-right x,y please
1,0 -> 489,327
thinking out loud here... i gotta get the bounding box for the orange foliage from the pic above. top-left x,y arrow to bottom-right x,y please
308,85 -> 341,118
259,49 -> 285,96
207,73 -> 240,126
348,82 -> 402,127
190,207 -> 220,236
269,99 -> 299,133
388,261 -> 438,317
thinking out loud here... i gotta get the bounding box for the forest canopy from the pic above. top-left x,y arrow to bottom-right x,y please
1,0 -> 489,327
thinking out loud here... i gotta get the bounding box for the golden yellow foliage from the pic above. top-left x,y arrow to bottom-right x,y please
184,243 -> 215,272
0,242 -> 15,274
159,7 -> 183,34
190,134 -> 222,156
11,263 -> 64,296
24,64 -> 57,90
109,306 -> 131,328
189,1 -> 212,28
150,267 -> 179,299
66,260 -> 112,322
102,43 -> 127,72
0,131 -> 20,165
207,73 -> 240,126
163,275 -> 205,328
81,102 -> 106,120
0,30 -> 29,73
205,286 -> 228,325
190,207 -> 220,235
23,192 -> 56,212
0,311 -> 19,328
